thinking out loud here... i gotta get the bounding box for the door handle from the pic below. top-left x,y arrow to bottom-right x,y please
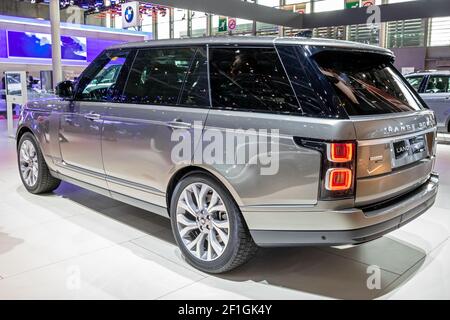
166,119 -> 192,129
84,113 -> 101,121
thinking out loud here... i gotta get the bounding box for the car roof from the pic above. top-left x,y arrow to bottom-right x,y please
107,36 -> 393,56
405,70 -> 450,77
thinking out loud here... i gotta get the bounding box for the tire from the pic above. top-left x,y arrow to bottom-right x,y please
170,173 -> 258,273
17,132 -> 61,194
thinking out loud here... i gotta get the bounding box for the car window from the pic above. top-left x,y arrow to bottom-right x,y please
277,45 -> 337,118
179,48 -> 209,107
314,50 -> 425,116
209,47 -> 301,114
122,47 -> 197,105
76,51 -> 129,102
425,76 -> 450,93
406,76 -> 425,91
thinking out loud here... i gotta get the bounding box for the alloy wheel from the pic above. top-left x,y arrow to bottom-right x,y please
176,182 -> 230,261
19,140 -> 39,187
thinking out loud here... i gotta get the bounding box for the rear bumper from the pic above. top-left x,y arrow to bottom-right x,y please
247,172 -> 439,247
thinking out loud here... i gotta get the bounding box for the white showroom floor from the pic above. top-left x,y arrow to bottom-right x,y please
0,120 -> 449,300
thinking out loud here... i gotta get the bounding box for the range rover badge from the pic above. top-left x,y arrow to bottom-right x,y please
370,155 -> 384,162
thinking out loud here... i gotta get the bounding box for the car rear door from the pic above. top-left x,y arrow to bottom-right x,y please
101,46 -> 210,208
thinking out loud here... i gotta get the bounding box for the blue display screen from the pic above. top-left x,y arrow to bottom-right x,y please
7,31 -> 87,61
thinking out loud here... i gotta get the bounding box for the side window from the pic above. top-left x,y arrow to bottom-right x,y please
277,45 -> 330,117
406,76 -> 425,91
209,47 -> 301,114
425,76 -> 450,93
76,50 -> 129,101
122,47 -> 197,105
179,48 -> 209,107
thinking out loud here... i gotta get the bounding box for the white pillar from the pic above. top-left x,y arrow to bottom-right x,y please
50,0 -> 62,86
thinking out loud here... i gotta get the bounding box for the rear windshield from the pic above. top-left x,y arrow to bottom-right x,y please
314,51 -> 425,116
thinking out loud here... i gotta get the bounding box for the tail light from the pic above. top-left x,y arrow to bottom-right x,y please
325,168 -> 352,191
294,138 -> 356,200
328,143 -> 353,162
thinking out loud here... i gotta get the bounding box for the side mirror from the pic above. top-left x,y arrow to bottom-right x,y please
55,80 -> 74,99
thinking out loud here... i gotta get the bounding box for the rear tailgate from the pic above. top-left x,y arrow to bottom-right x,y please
312,48 -> 437,206
352,111 -> 436,206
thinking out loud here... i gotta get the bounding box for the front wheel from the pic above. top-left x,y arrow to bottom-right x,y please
17,132 -> 61,194
170,173 -> 258,273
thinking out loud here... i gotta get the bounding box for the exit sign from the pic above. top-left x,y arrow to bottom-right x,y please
345,0 -> 360,9
218,16 -> 228,32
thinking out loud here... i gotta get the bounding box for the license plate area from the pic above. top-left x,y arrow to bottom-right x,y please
391,135 -> 428,168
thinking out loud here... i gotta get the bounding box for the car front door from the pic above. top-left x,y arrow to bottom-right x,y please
101,46 -> 210,208
421,75 -> 450,131
56,50 -> 130,188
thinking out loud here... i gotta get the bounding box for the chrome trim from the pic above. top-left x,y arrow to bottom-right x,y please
106,175 -> 164,196
166,120 -> 192,129
84,113 -> 101,121
56,162 -> 164,196
54,172 -> 168,217
56,162 -> 105,179
357,127 -> 436,146
107,36 -> 393,56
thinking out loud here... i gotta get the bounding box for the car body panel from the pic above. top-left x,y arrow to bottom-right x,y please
56,101 -> 109,189
102,103 -> 209,208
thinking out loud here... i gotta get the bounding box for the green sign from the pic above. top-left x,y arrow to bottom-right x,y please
218,16 -> 228,32
345,0 -> 360,9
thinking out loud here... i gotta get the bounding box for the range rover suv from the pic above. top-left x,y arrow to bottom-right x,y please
16,37 -> 439,273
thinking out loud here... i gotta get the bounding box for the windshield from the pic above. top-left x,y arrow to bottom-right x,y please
314,51 -> 425,116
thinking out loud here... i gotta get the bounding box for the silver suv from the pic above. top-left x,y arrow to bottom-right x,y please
405,71 -> 450,132
16,37 -> 439,273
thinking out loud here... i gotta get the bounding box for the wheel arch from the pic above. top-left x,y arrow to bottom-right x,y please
16,125 -> 35,147
165,165 -> 243,215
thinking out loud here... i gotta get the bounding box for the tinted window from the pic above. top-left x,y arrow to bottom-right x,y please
314,51 -> 425,116
179,48 -> 209,107
76,51 -> 129,101
425,76 -> 450,93
406,75 -> 425,91
277,45 -> 336,118
122,47 -> 197,105
209,47 -> 301,114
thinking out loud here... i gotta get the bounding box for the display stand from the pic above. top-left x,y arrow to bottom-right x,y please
5,71 -> 27,139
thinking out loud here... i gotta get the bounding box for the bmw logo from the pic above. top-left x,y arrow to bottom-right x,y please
124,6 -> 134,23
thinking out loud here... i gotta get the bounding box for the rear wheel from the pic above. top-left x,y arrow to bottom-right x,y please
17,132 -> 61,194
170,173 -> 258,273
